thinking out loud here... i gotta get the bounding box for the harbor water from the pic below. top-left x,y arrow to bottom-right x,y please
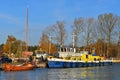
0,63 -> 120,80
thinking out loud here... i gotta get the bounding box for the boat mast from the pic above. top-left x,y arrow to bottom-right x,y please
26,7 -> 28,52
72,33 -> 76,48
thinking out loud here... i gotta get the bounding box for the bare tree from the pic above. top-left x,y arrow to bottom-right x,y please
98,13 -> 117,57
117,16 -> 120,37
44,25 -> 56,36
53,21 -> 67,47
116,16 -> 120,58
82,18 -> 96,47
92,19 -> 106,55
71,17 -> 84,47
43,21 -> 67,47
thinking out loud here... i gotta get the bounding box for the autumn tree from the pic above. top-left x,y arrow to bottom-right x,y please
98,13 -> 117,56
28,45 -> 38,52
43,25 -> 57,45
13,40 -> 26,57
0,44 -> 4,51
39,32 -> 57,54
41,25 -> 57,53
71,17 -> 84,47
93,39 -> 107,56
3,35 -> 26,57
3,35 -> 16,54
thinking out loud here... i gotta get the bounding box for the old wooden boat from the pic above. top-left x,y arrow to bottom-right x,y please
4,63 -> 35,71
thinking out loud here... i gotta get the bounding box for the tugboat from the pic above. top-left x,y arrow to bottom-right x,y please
47,47 -> 112,68
47,33 -> 112,68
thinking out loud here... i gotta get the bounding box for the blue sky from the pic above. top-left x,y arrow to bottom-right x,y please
0,0 -> 120,45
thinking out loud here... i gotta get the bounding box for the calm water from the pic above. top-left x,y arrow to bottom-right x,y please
0,63 -> 120,80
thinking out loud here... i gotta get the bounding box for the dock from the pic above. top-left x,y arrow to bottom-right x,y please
0,64 -> 4,70
36,62 -> 47,68
112,60 -> 120,63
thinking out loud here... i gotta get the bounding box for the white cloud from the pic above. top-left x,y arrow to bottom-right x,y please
0,13 -> 22,24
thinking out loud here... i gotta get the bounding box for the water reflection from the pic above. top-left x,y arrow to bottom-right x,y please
0,63 -> 120,80
47,64 -> 120,80
0,69 -> 48,80
48,68 -> 95,80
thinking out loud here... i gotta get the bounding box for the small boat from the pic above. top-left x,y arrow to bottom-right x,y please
4,63 -> 35,71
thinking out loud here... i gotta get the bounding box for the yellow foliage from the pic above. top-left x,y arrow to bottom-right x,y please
3,35 -> 16,53
39,33 -> 57,53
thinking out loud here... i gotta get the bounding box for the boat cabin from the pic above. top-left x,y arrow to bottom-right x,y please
80,53 -> 104,62
35,50 -> 47,60
57,47 -> 81,57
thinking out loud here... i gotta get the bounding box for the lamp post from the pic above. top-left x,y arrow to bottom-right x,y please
72,33 -> 76,53
72,33 -> 76,48
49,35 -> 52,54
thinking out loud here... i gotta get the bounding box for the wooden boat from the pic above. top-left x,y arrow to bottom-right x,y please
4,63 -> 35,71
3,7 -> 36,72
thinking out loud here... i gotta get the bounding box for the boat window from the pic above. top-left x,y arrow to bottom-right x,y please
64,48 -> 66,52
86,55 -> 88,59
73,58 -> 76,60
94,58 -> 96,61
61,48 -> 63,52
97,59 -> 99,61
49,57 -> 52,59
78,58 -> 81,60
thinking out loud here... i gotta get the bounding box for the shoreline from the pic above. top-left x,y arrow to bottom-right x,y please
112,60 -> 120,63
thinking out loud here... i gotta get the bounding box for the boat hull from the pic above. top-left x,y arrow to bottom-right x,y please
77,62 -> 84,67
63,62 -> 71,68
71,62 -> 77,68
47,59 -> 112,68
48,61 -> 64,68
4,63 -> 35,71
